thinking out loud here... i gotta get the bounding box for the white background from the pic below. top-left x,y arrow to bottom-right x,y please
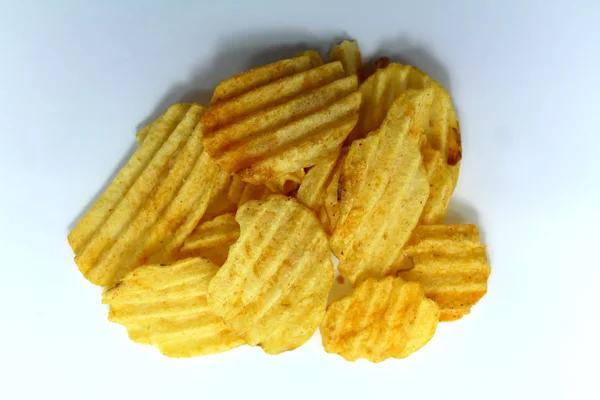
1,1 -> 599,399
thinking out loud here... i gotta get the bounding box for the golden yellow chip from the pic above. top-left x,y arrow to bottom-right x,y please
202,55 -> 361,184
136,122 -> 152,145
330,89 -> 432,285
296,155 -> 338,232
178,214 -> 240,265
323,149 -> 348,233
398,224 -> 491,321
321,276 -> 439,362
68,104 -> 229,287
225,175 -> 275,206
264,168 -> 306,194
346,63 -> 462,176
328,40 -> 362,79
201,172 -> 238,221
296,149 -> 347,234
296,50 -> 324,66
420,147 -> 454,224
208,195 -> 334,354
102,257 -> 245,357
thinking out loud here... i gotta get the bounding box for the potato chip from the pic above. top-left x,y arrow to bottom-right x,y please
103,257 -> 244,357
330,89 -> 432,285
69,104 -> 228,287
136,122 -> 152,145
264,168 -> 306,194
201,171 -> 238,221
323,149 -> 348,233
328,40 -> 362,79
296,149 -> 347,234
208,195 -> 334,354
398,224 -> 491,321
420,147 -> 454,224
178,214 -> 240,265
346,63 -> 461,175
202,55 -> 361,184
296,50 -> 324,66
321,276 -> 439,362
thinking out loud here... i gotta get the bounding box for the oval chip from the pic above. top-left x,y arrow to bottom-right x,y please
69,104 -> 230,287
321,276 -> 439,362
398,224 -> 491,321
178,213 -> 240,266
102,257 -> 245,358
208,195 -> 334,354
330,89 -> 432,285
201,55 -> 361,185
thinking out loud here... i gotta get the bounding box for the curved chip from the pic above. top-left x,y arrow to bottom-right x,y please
323,149 -> 348,233
264,168 -> 306,194
178,214 -> 240,265
346,63 -> 461,177
321,276 -> 439,362
136,122 -> 152,145
296,50 -> 324,66
201,171 -> 238,222
330,89 -> 432,285
102,257 -> 245,358
202,55 -> 361,184
398,224 -> 491,321
420,147 -> 454,224
328,40 -> 362,79
208,195 -> 334,354
69,104 -> 228,287
297,149 -> 347,234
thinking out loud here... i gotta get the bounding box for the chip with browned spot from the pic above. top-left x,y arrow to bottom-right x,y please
321,276 -> 439,362
398,224 -> 491,321
69,104 -> 229,287
202,55 -> 361,184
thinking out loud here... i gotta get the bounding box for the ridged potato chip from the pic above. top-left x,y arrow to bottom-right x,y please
398,224 -> 491,321
347,62 -> 461,190
264,168 -> 306,194
330,89 -> 432,285
321,276 -> 439,362
202,55 -> 362,184
201,170 -> 301,223
69,104 -> 228,287
323,149 -> 348,233
296,49 -> 324,66
102,257 -> 245,357
297,149 -> 347,234
178,213 -> 240,265
208,195 -> 334,354
420,147 -> 454,224
136,122 -> 152,145
328,40 -> 362,79
201,170 -> 238,221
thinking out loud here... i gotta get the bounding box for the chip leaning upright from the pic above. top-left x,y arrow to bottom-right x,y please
68,104 -> 229,287
208,195 -> 334,354
201,55 -> 362,185
349,62 -> 462,218
328,40 -> 363,80
330,89 -> 432,285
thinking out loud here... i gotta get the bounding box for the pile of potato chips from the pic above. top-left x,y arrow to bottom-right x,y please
69,40 -> 491,362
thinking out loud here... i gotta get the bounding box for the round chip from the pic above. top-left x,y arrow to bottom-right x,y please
208,195 -> 334,354
321,276 -> 439,362
102,257 -> 245,358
